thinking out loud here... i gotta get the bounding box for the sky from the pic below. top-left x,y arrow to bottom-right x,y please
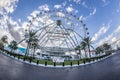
0,0 -> 120,48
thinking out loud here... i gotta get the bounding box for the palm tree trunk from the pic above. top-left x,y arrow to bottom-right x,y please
79,49 -> 81,59
11,49 -> 13,53
33,47 -> 36,58
84,49 -> 87,58
88,45 -> 91,59
25,42 -> 30,57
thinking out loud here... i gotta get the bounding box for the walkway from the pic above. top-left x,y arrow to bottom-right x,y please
0,51 -> 120,80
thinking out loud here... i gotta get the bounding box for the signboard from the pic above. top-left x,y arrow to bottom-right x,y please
52,57 -> 64,62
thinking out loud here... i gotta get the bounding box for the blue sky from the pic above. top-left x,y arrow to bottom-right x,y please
0,0 -> 120,48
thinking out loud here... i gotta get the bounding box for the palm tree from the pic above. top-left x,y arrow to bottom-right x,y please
30,38 -> 39,58
25,30 -> 37,56
80,41 -> 87,58
75,45 -> 81,59
83,37 -> 93,58
1,35 -> 8,48
9,40 -> 18,53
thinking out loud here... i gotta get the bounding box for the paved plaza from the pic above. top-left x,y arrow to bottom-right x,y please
0,51 -> 120,80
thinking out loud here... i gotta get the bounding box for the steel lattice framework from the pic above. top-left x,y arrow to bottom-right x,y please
21,10 -> 88,56
35,20 -> 83,53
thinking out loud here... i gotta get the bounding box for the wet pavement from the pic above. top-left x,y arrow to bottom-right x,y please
0,51 -> 120,80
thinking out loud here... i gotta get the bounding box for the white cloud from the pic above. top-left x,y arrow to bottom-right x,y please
0,0 -> 20,42
7,17 -> 25,42
96,34 -> 112,47
0,15 -> 9,31
30,10 -> 40,18
111,37 -> 117,43
62,1 -> 67,7
73,0 -> 81,4
75,10 -> 78,13
91,23 -> 110,42
90,8 -> 96,16
82,8 -> 97,20
68,0 -> 81,4
27,16 -> 33,21
114,25 -> 120,33
0,0 -> 18,15
102,0 -> 110,7
96,24 -> 120,47
27,6 -> 54,29
21,22 -> 29,30
18,19 -> 21,23
79,15 -> 83,20
0,16 -> 23,43
39,16 -> 54,25
54,5 -> 62,9
56,12 -> 65,17
82,1 -> 88,8
66,6 -> 74,12
38,4 -> 50,11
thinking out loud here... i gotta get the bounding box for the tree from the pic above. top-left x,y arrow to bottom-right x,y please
80,37 -> 94,59
95,46 -> 103,55
9,40 -> 18,53
103,43 -> 111,54
80,41 -> 87,58
84,37 -> 93,58
103,43 -> 111,51
0,35 -> 8,48
0,40 -> 4,49
30,38 -> 39,57
75,45 -> 82,59
25,30 -> 37,56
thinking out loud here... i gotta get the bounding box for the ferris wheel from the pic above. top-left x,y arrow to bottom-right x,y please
23,10 -> 89,55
